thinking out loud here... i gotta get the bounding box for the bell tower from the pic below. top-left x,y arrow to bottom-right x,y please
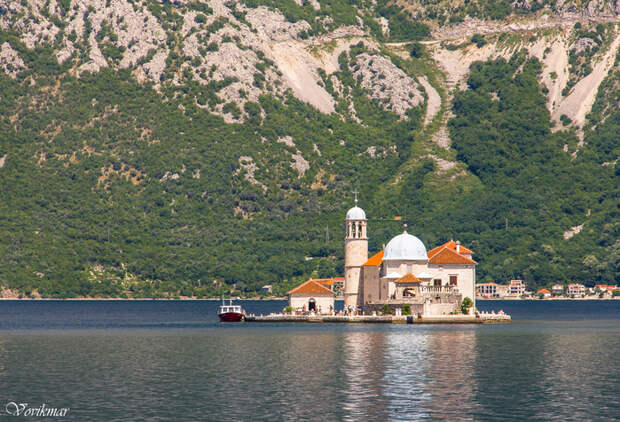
344,194 -> 368,308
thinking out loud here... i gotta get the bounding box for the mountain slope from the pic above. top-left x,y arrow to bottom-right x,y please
0,0 -> 618,297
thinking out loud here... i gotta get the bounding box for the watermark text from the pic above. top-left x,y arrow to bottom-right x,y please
5,402 -> 70,417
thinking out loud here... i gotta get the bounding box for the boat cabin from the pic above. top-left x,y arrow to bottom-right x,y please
219,305 -> 242,314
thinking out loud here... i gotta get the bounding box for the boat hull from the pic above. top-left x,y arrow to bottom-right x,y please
218,312 -> 245,322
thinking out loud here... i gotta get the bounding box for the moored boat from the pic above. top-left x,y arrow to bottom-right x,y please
218,298 -> 245,322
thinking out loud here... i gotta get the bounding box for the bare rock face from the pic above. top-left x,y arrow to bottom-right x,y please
584,0 -> 620,16
352,53 -> 423,118
235,156 -> 267,191
512,0 -> 532,11
245,6 -> 311,42
0,42 -> 25,78
0,0 -> 423,121
180,2 -> 325,120
291,152 -> 309,177
555,0 -> 620,16
0,0 -> 167,77
277,136 -> 296,148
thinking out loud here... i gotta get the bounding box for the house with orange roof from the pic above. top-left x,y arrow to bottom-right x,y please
537,288 -> 551,298
287,279 -> 335,314
508,280 -> 525,296
594,284 -> 618,293
342,201 -> 478,316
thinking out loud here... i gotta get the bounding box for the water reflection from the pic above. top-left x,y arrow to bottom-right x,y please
341,326 -> 479,421
425,329 -> 478,420
0,300 -> 618,422
383,329 -> 431,421
342,329 -> 389,421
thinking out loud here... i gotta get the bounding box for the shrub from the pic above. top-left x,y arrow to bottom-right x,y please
471,34 -> 486,48
560,114 -> 572,125
461,297 -> 473,314
409,42 -> 425,58
402,304 -> 411,315
381,304 -> 392,315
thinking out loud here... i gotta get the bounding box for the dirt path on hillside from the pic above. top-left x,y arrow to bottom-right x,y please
418,75 -> 441,126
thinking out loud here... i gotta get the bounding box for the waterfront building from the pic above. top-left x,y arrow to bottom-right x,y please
476,282 -> 500,297
287,202 -> 478,316
287,279 -> 335,314
552,284 -> 564,295
508,280 -> 525,296
261,285 -> 273,294
595,284 -> 618,293
537,288 -> 551,298
344,202 -> 477,316
568,283 -> 586,297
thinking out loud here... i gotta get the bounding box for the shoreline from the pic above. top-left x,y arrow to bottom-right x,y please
0,297 -> 617,301
477,297 -> 619,301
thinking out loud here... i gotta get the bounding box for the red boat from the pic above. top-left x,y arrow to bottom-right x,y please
218,299 -> 245,322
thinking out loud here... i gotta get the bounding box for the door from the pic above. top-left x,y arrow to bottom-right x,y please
308,298 -> 316,312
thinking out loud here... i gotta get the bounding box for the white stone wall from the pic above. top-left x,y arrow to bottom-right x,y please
382,260 -> 428,277
426,302 -> 459,316
426,264 -> 476,306
289,293 -> 334,314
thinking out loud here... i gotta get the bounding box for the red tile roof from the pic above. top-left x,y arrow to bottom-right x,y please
363,241 -> 475,267
538,288 -> 551,294
428,247 -> 477,264
363,250 -> 384,266
288,279 -> 334,295
310,278 -> 334,286
428,240 -> 473,258
395,273 -> 422,284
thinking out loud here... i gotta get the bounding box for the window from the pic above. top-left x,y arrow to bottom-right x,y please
450,275 -> 457,286
434,279 -> 441,287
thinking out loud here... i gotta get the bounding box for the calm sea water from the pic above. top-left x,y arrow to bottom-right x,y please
0,300 -> 618,421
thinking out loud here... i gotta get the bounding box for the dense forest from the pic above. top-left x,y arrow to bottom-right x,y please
0,0 -> 618,298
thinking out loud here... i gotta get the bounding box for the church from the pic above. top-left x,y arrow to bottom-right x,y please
288,200 -> 477,316
344,200 -> 477,316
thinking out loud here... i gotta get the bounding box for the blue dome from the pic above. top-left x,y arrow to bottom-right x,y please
383,231 -> 427,261
346,206 -> 366,220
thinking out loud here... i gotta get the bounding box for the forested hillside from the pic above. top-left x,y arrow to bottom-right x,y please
0,0 -> 618,298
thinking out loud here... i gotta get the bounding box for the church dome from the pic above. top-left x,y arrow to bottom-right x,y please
346,206 -> 366,220
383,231 -> 428,261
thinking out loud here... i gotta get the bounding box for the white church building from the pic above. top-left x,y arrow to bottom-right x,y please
288,201 -> 478,316
344,201 -> 477,316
